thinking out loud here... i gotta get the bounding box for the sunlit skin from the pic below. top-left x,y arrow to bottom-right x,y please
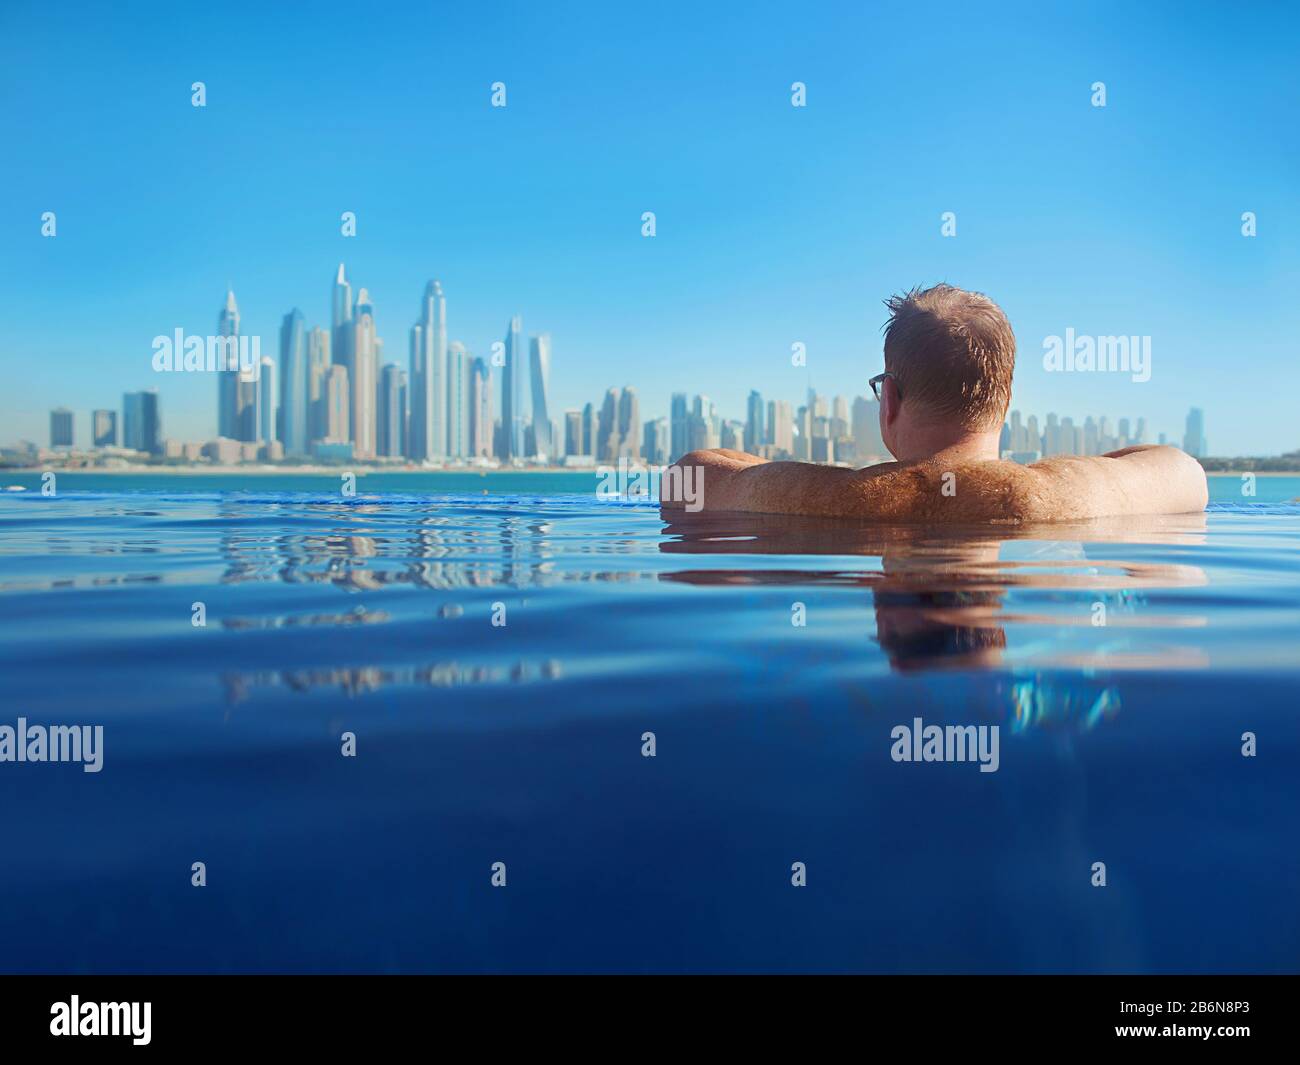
663,376 -> 1208,523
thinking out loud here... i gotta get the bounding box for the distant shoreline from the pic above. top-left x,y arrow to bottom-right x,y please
2,465 -> 1299,477
2,465 -> 596,476
1198,470 -> 1300,477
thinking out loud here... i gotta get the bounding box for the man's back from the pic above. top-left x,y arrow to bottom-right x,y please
662,445 -> 1208,523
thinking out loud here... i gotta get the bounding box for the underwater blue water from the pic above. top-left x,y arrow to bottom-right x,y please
0,478 -> 1297,973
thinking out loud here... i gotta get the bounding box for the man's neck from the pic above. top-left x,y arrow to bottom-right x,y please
896,429 -> 1001,465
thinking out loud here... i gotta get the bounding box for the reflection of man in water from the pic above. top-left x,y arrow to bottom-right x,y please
658,511 -> 1207,674
865,538 -> 1006,670
875,538 -> 1098,669
873,586 -> 1006,670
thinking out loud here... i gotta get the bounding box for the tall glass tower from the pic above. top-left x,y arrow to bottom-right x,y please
501,315 -> 525,460
331,265 -> 353,441
745,390 -> 765,453
447,340 -> 470,459
350,289 -> 378,459
529,334 -> 552,459
257,355 -> 277,446
1183,407 -> 1206,457
331,263 -> 352,353
378,363 -> 405,458
217,289 -> 247,439
409,281 -> 446,461
428,282 -> 447,459
279,309 -> 307,457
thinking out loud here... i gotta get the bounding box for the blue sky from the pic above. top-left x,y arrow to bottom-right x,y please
1,0 -> 1297,454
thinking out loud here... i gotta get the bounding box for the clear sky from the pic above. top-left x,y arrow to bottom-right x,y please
1,0 -> 1297,455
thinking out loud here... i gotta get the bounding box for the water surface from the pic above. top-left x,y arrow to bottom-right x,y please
1,484 -> 1297,972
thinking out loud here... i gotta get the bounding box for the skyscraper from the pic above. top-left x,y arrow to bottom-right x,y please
469,356 -> 493,459
597,388 -> 621,461
409,281 -> 447,461
1084,415 -> 1099,456
349,288 -> 379,459
331,263 -> 352,364
1044,412 -> 1061,456
378,363 -> 405,458
398,369 -> 409,458
1010,410 -> 1025,451
850,396 -> 883,462
279,310 -> 308,457
217,289 -> 237,439
564,410 -> 582,457
1061,415 -> 1079,457
92,409 -> 117,447
324,365 -> 350,443
643,417 -> 669,465
670,393 -> 689,462
217,289 -> 256,441
123,393 -> 142,450
744,390 -> 765,453
408,323 -> 424,456
582,402 -> 597,458
447,340 -> 470,460
689,395 -> 718,451
501,315 -> 525,460
794,404 -> 810,460
769,400 -> 794,456
617,387 -> 640,459
306,326 -> 331,445
257,355 -> 277,446
529,334 -> 552,459
428,282 -> 447,458
123,390 -> 161,454
1183,408 -> 1206,457
50,408 -> 74,448
832,395 -> 850,439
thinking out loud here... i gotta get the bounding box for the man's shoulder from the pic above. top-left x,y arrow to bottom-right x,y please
849,458 -> 1051,522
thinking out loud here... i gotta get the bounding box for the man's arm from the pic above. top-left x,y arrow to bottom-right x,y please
663,445 -> 1207,522
1021,445 -> 1208,520
662,450 -> 971,520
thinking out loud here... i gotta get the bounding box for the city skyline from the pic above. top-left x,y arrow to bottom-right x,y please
22,266 -> 1219,470
2,3 -> 1297,456
5,263 -> 1263,462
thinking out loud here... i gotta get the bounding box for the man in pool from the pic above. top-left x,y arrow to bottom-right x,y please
662,284 -> 1207,523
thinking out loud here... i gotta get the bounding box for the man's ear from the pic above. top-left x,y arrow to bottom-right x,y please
882,377 -> 901,425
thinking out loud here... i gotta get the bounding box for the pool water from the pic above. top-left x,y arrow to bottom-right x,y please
1,488 -> 1298,973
